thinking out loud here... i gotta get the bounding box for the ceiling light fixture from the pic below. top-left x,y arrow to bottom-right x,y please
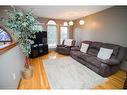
63,22 -> 68,26
79,20 -> 85,25
69,21 -> 74,26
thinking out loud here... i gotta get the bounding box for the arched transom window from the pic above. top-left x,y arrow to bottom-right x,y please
47,20 -> 56,25
0,27 -> 12,46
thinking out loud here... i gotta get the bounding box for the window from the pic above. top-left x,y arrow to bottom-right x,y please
60,26 -> 68,44
47,20 -> 57,48
0,27 -> 12,46
47,20 -> 56,25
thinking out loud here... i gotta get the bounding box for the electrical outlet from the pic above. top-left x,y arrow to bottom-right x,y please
12,73 -> 16,80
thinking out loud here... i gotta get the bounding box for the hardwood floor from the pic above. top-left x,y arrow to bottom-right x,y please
18,51 -> 126,89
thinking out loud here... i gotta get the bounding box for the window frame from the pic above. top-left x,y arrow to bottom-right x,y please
60,26 -> 68,44
47,24 -> 57,48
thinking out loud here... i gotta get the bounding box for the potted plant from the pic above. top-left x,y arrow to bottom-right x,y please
0,7 -> 41,79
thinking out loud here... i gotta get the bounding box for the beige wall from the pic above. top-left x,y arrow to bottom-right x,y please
0,45 -> 25,88
73,6 -> 127,47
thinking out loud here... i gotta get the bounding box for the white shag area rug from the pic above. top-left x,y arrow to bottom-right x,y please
43,57 -> 107,89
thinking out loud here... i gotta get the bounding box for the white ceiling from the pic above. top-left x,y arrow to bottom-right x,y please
17,6 -> 111,20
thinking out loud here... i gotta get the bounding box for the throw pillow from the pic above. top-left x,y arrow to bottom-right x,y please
64,39 -> 73,46
80,43 -> 89,53
97,47 -> 113,60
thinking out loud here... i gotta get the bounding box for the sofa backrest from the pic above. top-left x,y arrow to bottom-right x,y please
81,41 -> 92,45
87,41 -> 103,56
117,47 -> 127,62
80,40 -> 126,59
101,43 -> 120,58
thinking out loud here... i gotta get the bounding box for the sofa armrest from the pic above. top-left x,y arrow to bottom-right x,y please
101,58 -> 120,65
57,45 -> 64,47
64,45 -> 71,48
71,46 -> 80,51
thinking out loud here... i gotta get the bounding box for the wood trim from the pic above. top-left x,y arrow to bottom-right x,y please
0,42 -> 18,55
123,72 -> 127,89
17,78 -> 22,89
0,41 -> 12,42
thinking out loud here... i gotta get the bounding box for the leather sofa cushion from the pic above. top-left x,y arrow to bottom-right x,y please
78,53 -> 102,68
87,42 -> 103,56
70,50 -> 83,57
86,57 -> 102,68
78,53 -> 91,61
87,48 -> 98,56
102,43 -> 120,58
71,46 -> 80,51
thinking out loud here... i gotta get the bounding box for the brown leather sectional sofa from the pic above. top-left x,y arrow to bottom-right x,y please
70,41 -> 127,77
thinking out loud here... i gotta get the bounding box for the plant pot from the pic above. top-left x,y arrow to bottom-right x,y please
22,65 -> 33,79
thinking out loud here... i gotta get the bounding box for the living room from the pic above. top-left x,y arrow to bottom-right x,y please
0,4 -> 127,93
